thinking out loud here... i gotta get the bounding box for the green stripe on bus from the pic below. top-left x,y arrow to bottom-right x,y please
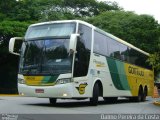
48,75 -> 59,83
107,58 -> 124,90
116,60 -> 130,90
107,57 -> 130,90
41,75 -> 59,84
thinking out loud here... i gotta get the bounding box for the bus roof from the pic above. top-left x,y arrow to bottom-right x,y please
29,20 -> 149,56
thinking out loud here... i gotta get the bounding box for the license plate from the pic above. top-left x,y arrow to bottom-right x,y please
35,89 -> 44,93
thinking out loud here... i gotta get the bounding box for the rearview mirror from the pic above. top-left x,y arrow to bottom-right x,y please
9,37 -> 23,56
69,34 -> 79,53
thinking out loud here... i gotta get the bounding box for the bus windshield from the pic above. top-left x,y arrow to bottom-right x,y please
25,23 -> 76,40
19,39 -> 72,75
19,22 -> 76,75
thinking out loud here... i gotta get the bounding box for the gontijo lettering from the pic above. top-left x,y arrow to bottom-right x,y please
128,66 -> 144,76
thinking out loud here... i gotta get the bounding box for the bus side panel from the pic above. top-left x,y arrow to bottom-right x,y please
145,70 -> 154,96
124,63 -> 154,96
91,54 -> 132,97
107,58 -> 130,91
106,57 -> 154,97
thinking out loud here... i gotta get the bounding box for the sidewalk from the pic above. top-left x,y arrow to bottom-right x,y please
153,98 -> 160,106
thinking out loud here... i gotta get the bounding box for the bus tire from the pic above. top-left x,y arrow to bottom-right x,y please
136,87 -> 143,102
90,83 -> 99,106
142,87 -> 147,101
49,98 -> 57,105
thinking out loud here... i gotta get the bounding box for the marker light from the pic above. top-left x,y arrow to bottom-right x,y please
63,93 -> 67,97
18,78 -> 25,84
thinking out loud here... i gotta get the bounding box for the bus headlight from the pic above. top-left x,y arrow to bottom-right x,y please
18,78 -> 25,84
56,78 -> 72,84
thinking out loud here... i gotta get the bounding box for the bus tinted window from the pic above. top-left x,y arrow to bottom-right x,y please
107,37 -> 120,59
127,47 -> 151,69
78,24 -> 92,50
93,29 -> 151,70
128,48 -> 138,65
119,44 -> 129,62
94,31 -> 108,56
25,23 -> 76,40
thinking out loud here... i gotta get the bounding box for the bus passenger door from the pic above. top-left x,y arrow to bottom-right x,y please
72,23 -> 92,96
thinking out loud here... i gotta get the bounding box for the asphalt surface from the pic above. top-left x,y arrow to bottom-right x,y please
0,96 -> 159,114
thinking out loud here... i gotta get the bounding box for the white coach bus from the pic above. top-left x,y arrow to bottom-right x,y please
9,20 -> 154,105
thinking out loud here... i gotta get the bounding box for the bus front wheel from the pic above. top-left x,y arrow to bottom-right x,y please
90,83 -> 99,106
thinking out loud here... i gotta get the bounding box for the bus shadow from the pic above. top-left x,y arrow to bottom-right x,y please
25,98 -> 150,108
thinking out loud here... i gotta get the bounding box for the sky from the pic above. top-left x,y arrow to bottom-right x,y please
99,0 -> 160,23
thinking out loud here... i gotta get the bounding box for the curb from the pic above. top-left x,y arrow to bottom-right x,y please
0,94 -> 19,96
153,101 -> 160,106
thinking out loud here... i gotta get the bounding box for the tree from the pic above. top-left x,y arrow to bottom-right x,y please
0,0 -> 16,21
0,0 -> 121,21
147,36 -> 160,76
38,0 -> 121,21
0,21 -> 29,93
147,53 -> 160,74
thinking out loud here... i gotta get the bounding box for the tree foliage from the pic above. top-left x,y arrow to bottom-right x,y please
0,0 -> 121,21
147,30 -> 160,74
38,0 -> 121,21
147,53 -> 160,72
0,21 -> 29,93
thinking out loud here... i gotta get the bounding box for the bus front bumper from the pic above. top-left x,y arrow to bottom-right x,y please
18,83 -> 74,98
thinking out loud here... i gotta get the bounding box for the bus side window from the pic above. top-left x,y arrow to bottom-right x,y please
120,44 -> 129,62
93,31 -> 108,56
107,37 -> 120,60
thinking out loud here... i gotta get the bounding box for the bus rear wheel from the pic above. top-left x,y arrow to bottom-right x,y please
49,98 -> 57,105
90,83 -> 99,106
142,87 -> 147,101
135,87 -> 143,102
129,87 -> 143,102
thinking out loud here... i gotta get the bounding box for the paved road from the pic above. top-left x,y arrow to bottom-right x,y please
0,96 -> 159,114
